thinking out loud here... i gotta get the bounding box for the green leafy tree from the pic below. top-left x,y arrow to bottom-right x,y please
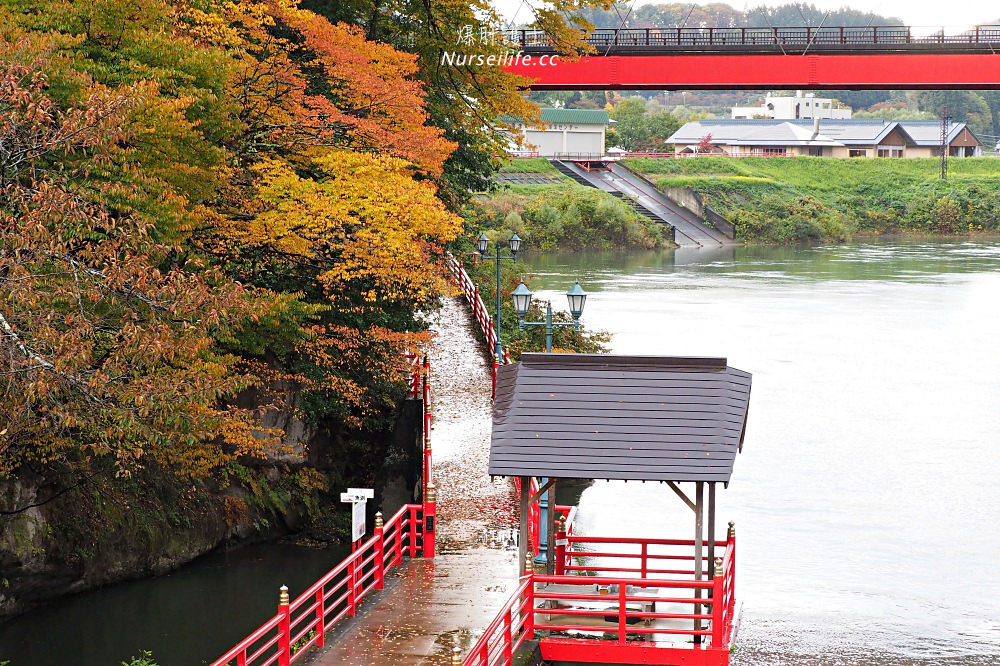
642,111 -> 681,149
609,98 -> 650,150
917,90 -> 991,138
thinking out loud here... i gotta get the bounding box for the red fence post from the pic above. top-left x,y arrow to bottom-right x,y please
422,356 -> 432,503
491,355 -> 498,400
315,583 -> 325,648
712,557 -> 724,647
503,609 -> 513,662
523,560 -> 535,641
617,581 -> 627,644
423,482 -> 437,558
347,553 -> 357,617
554,515 -> 567,576
728,521 -> 736,633
374,512 -> 385,590
278,586 -> 291,666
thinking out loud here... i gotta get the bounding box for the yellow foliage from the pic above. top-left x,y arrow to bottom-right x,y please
216,150 -> 462,307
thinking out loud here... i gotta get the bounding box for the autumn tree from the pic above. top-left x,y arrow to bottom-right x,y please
1,0 -> 467,490
179,0 -> 464,432
302,0 -> 622,205
204,151 -> 463,429
0,54 -> 265,480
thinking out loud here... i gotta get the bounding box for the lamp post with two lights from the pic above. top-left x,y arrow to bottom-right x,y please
476,232 -> 521,360
510,280 -> 588,353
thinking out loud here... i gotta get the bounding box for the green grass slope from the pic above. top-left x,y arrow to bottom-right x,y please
624,157 -> 1000,243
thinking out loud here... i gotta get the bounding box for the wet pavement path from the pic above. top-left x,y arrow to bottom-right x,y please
428,297 -> 519,550
305,297 -> 518,665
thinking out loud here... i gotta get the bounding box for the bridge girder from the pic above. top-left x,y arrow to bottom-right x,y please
504,53 -> 1000,90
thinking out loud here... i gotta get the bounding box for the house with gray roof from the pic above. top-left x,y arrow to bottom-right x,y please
667,118 -> 981,158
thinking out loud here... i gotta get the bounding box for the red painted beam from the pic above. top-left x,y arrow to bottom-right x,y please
539,637 -> 729,665
504,53 -> 1000,90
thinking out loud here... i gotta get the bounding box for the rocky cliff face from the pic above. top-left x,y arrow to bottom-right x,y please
0,388 -> 424,621
0,463 -> 276,620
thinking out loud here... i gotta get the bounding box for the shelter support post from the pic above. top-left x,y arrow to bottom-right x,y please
546,480 -> 557,574
694,481 -> 704,645
708,482 -> 716,577
708,482 -> 716,641
519,476 -> 530,575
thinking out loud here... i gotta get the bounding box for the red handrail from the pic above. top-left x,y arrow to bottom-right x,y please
401,352 -> 422,398
209,504 -> 426,666
445,252 -> 511,397
462,536 -> 737,665
462,575 -> 534,666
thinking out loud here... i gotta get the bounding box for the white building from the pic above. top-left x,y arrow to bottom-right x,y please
731,92 -> 852,120
506,108 -> 610,157
667,119 -> 982,158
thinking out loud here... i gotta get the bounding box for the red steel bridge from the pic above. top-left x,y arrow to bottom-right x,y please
502,25 -> 1000,89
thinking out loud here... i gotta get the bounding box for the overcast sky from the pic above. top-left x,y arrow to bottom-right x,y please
493,1 -> 1000,35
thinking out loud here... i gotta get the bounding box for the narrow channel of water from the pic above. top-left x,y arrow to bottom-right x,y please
525,239 -> 1000,665
0,541 -> 348,665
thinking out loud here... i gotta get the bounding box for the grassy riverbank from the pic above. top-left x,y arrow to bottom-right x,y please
467,185 -> 669,251
624,157 -> 1000,244
498,157 -> 561,174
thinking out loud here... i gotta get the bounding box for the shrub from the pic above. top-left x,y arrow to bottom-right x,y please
467,186 -> 665,251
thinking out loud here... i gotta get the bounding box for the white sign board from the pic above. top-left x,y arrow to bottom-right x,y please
341,488 -> 374,544
352,501 -> 366,543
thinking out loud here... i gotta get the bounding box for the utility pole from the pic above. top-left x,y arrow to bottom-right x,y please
940,106 -> 950,180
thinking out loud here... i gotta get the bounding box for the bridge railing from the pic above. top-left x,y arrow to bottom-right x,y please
209,504 -> 427,666
461,534 -> 736,666
445,252 -> 511,398
514,24 -> 1000,50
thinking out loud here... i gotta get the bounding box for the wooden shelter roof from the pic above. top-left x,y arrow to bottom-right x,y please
489,353 -> 752,483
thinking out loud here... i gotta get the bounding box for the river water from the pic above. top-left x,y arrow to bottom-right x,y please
0,541 -> 348,665
3,239 -> 1000,665
527,239 -> 1000,666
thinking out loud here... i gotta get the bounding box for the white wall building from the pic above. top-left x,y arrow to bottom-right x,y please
507,108 -> 609,157
731,92 -> 852,120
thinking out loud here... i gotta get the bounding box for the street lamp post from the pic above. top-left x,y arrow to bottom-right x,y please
511,280 -> 588,352
477,232 -> 521,360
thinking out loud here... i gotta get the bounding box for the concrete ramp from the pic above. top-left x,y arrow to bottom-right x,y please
551,160 -> 735,248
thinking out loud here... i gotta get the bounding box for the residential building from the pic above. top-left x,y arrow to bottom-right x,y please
731,92 -> 852,120
667,119 -> 982,158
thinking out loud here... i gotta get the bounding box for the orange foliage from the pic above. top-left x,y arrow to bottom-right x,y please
179,0 -> 455,175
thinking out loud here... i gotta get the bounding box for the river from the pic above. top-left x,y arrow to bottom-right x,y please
3,239 -> 999,665
528,239 -> 1000,666
0,541 -> 348,665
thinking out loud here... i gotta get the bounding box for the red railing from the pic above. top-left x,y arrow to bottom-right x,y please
444,253 -> 542,557
401,352 -> 422,398
444,253 -> 511,398
212,351 -> 436,665
511,476 -> 541,557
210,504 -> 427,666
463,529 -> 737,666
462,574 -> 535,666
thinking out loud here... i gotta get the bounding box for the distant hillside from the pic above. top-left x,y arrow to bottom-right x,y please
572,2 -> 903,30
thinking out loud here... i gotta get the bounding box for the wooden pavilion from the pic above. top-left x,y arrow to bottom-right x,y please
481,353 -> 752,665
